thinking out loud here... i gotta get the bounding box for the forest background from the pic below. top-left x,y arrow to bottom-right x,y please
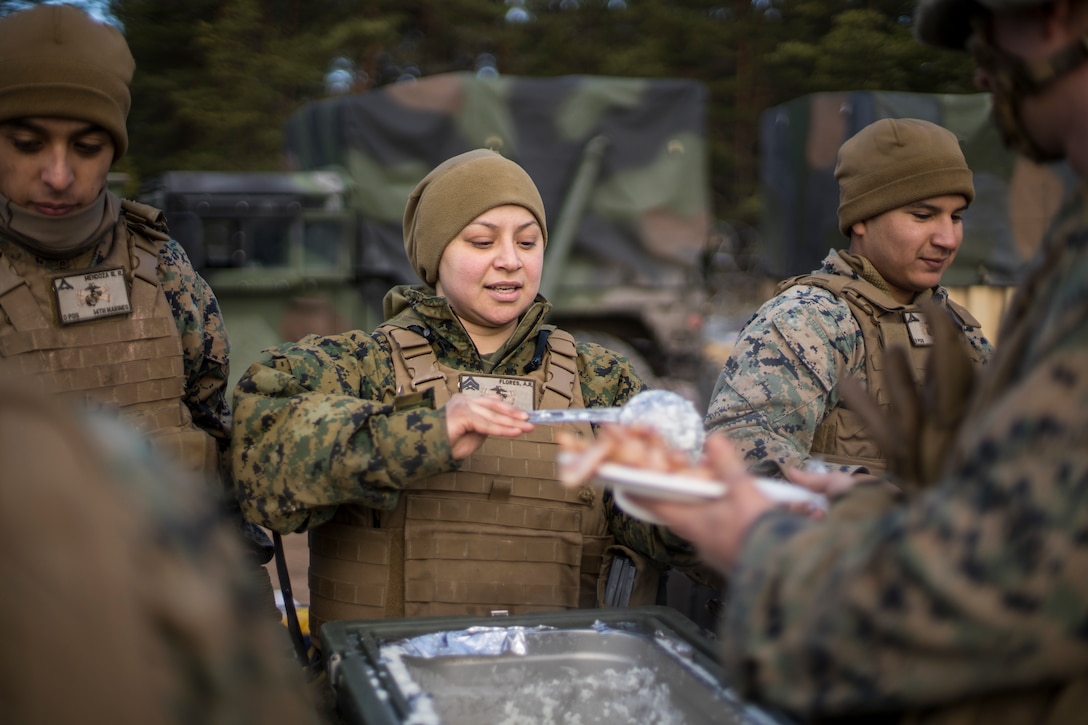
1,0 -> 976,236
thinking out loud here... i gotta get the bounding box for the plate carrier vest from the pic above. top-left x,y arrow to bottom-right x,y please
307,323 -> 610,632
0,200 -> 218,480
777,272 -> 984,474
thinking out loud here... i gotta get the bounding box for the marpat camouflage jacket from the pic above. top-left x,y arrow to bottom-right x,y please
706,249 -> 993,475
231,285 -> 698,568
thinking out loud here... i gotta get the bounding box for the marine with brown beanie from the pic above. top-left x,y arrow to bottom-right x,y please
706,117 -> 992,480
231,149 -> 700,640
0,4 -> 321,721
0,4 -> 277,610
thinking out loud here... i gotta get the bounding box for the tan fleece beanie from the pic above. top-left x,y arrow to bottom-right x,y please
836,118 -> 974,236
403,149 -> 547,286
0,4 -> 134,160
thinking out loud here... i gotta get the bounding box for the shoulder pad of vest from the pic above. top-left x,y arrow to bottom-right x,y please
378,322 -> 428,342
376,318 -> 428,341
546,327 -> 577,357
790,271 -> 919,312
943,296 -> 982,329
120,199 -> 172,243
776,272 -> 851,297
377,318 -> 409,332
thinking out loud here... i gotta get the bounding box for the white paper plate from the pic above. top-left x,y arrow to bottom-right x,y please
590,463 -> 827,524
593,463 -> 725,502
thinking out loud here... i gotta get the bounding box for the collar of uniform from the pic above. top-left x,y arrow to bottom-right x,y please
835,249 -> 894,295
835,249 -> 937,306
0,189 -> 116,260
388,285 -> 554,369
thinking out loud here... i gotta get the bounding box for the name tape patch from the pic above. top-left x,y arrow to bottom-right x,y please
904,311 -> 934,347
459,374 -> 537,410
53,267 -> 131,324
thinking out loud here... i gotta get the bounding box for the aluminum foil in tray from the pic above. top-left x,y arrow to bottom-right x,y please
322,607 -> 792,725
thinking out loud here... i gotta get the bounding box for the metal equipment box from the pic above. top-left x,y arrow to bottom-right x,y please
321,605 -> 794,725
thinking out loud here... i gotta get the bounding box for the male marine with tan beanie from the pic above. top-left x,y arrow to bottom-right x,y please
231,148 -> 698,638
706,117 -> 993,477
0,5 -> 278,604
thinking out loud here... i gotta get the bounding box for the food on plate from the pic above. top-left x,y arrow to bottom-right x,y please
557,425 -> 830,519
556,424 -> 714,488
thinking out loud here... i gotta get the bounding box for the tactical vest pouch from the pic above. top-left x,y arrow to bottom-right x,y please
147,426 -> 220,484
580,533 -> 612,608
598,544 -> 662,608
810,406 -> 886,476
309,522 -> 404,641
839,299 -> 979,493
403,499 -> 584,617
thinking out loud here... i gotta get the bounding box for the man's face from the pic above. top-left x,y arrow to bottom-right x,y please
0,117 -> 113,215
849,194 -> 968,303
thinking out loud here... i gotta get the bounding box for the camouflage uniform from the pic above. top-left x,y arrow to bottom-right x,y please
0,220 -> 231,445
0,207 -> 274,572
0,385 -> 319,725
231,286 -> 699,604
706,249 -> 993,476
719,191 -> 1088,721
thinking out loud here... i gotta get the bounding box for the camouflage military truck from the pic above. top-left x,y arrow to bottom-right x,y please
138,170 -> 374,390
755,90 -> 1078,335
282,72 -> 715,401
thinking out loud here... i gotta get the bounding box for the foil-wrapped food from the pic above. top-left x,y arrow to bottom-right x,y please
529,390 -> 706,458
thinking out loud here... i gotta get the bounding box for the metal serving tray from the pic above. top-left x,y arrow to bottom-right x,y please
321,606 -> 794,725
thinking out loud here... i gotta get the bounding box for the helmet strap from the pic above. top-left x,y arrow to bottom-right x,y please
969,19 -> 1088,162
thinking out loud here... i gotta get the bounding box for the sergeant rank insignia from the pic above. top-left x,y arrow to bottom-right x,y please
459,374 -> 536,410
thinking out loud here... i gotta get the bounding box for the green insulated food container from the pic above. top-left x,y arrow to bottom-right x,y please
320,605 -> 795,725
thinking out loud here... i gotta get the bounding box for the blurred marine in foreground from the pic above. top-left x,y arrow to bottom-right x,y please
0,386 -> 319,724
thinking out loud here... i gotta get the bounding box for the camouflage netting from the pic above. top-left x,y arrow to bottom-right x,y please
758,91 -> 1079,286
283,73 -> 713,292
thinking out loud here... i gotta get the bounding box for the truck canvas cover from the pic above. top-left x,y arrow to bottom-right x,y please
283,72 -> 712,293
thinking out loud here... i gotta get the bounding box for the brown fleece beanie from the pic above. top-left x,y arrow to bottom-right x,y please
0,4 -> 134,160
403,149 -> 547,286
836,118 -> 974,236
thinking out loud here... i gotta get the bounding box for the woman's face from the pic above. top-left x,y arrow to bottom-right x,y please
435,204 -> 544,345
